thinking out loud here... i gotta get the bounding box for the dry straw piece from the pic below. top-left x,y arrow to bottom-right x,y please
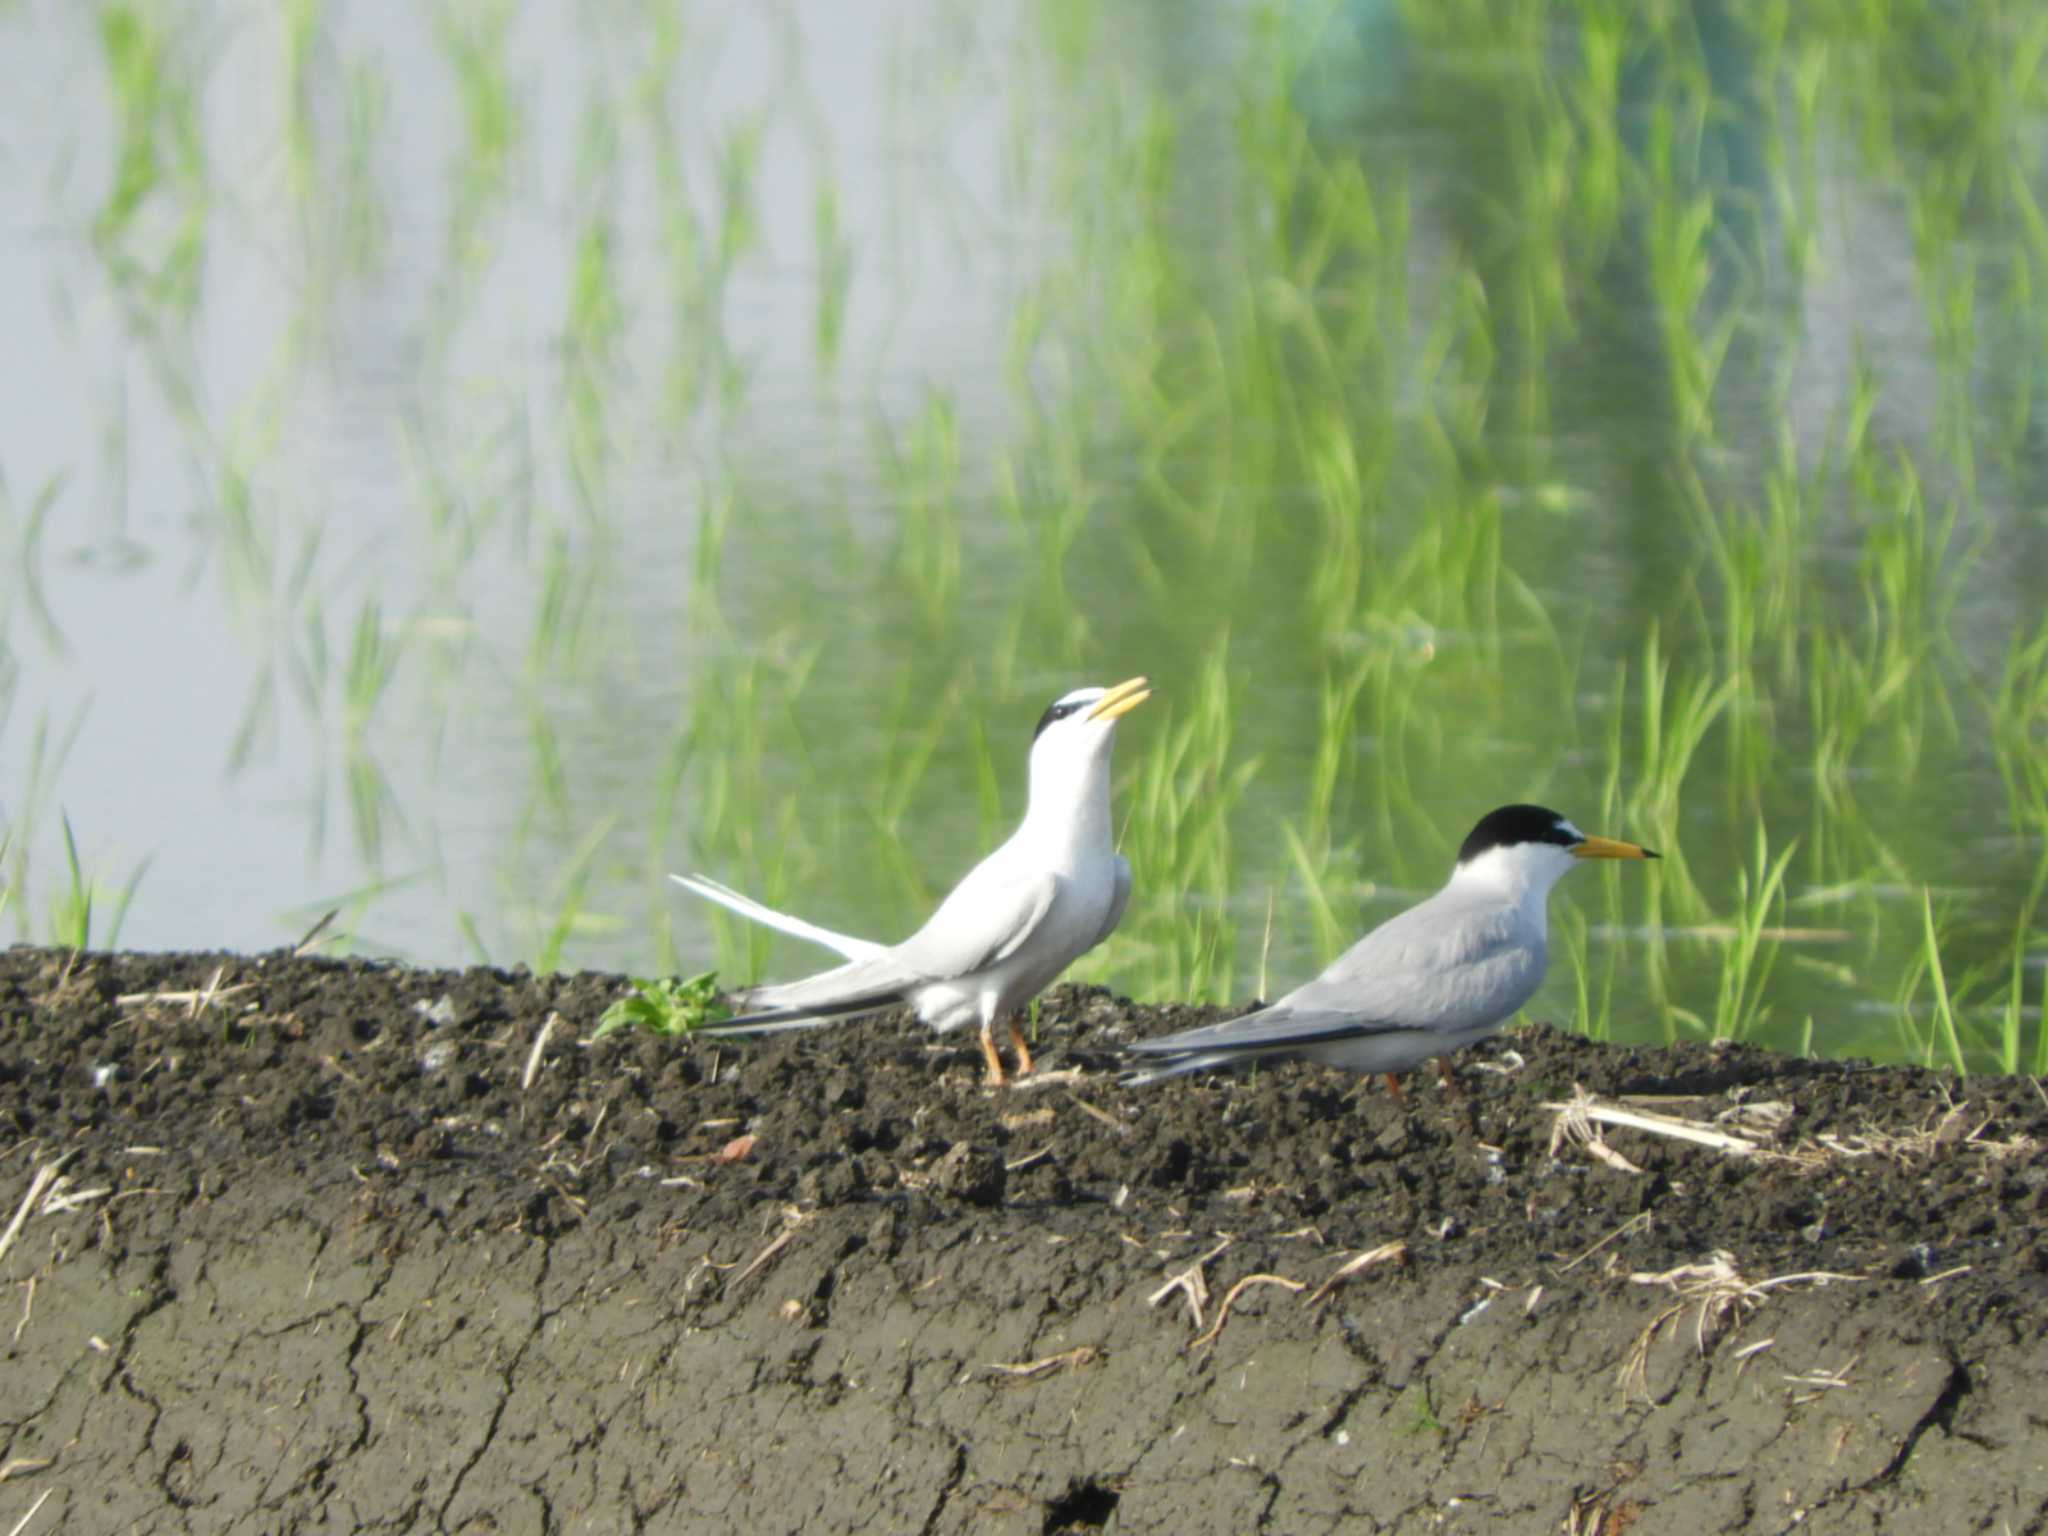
1618,1250 -> 1860,1403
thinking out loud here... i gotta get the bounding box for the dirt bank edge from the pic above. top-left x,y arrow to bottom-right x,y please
2,947 -> 2043,1534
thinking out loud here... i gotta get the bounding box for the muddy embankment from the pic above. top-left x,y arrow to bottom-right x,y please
2,947 -> 2045,1533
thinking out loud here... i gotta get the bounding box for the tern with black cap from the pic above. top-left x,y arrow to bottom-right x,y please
674,677 -> 1151,1086
1124,804 -> 1658,1088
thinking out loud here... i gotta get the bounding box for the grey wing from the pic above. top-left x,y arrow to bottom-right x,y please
1267,893 -> 1540,1035
719,872 -> 1060,1029
1131,892 -> 1539,1057
1090,856 -> 1133,948
890,870 -> 1063,981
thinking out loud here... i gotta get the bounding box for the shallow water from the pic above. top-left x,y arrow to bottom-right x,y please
1,0 -> 2043,1068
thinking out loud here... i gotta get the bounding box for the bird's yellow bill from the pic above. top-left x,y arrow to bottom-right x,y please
1086,676 -> 1151,722
1573,835 -> 1659,860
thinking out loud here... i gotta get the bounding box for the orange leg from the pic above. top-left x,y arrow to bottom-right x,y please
1007,1017 -> 1036,1078
979,1022 -> 1009,1088
1382,1072 -> 1408,1105
1434,1059 -> 1462,1099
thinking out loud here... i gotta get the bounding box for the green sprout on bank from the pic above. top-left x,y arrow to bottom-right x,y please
592,971 -> 728,1041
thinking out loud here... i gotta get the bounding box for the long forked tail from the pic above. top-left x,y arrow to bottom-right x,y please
701,992 -> 904,1038
1120,1050 -> 1248,1087
671,873 -> 885,962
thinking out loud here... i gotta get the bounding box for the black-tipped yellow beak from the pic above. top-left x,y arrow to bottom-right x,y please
1085,676 -> 1151,722
1573,835 -> 1659,860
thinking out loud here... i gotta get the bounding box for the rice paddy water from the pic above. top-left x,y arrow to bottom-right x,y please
0,0 -> 2043,1071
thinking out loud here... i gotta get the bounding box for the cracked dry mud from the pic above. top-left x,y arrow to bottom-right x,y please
2,948 -> 2045,1533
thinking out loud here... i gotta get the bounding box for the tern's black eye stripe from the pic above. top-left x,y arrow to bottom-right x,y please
1033,700 -> 1085,741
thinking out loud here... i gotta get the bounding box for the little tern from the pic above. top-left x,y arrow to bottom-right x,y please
1124,804 -> 1657,1088
674,677 -> 1151,1085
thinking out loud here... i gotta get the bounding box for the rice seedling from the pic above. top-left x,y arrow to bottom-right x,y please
0,471 -> 67,657
714,111 -> 765,279
342,600 -> 403,739
1096,642 -> 1259,1001
2003,878 -> 2042,1077
337,59 -> 390,276
456,910 -> 491,967
1276,818 -> 1347,969
1667,824 -> 1797,1045
814,177 -> 852,371
879,394 -> 964,626
45,814 -> 149,954
94,0 -> 209,314
434,0 -> 520,278
1895,887 -> 1968,1077
529,813 -> 620,975
49,813 -> 91,953
1990,607 -> 2048,836
562,104 -> 626,505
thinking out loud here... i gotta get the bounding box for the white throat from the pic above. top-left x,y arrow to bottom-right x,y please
1447,842 -> 1578,928
1019,729 -> 1116,860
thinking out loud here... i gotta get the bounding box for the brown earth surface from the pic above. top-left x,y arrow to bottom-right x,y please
2,945 -> 2045,1534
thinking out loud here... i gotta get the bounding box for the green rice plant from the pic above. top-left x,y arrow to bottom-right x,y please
1680,446 -> 1807,813
592,972 -> 727,1041
342,600 -> 403,741
227,665 -> 278,777
1295,650 -> 1373,862
2,706 -> 89,936
1616,630 -> 1730,929
456,910 -> 491,967
681,653 -> 823,981
563,100 -> 625,502
1629,626 -> 1734,833
0,471 -> 68,656
94,0 -> 209,314
344,746 -> 398,867
530,813 -> 620,974
1744,5 -> 1825,280
1669,824 -> 1796,1043
1895,887 -> 1968,1077
528,531 -> 599,676
1278,819 -> 1347,968
879,394 -> 964,625
338,59 -> 390,276
527,700 -> 570,828
1641,98 -> 1746,447
336,601 -> 407,866
814,178 -> 852,370
1096,643 -> 1259,1001
46,814 -> 149,954
1552,901 -> 1605,1042
1990,607 -> 2048,836
282,0 -> 323,218
1843,450 -> 1966,778
714,111 -> 765,278
49,814 -> 91,953
434,0 -> 520,278
2004,874 -> 2043,1076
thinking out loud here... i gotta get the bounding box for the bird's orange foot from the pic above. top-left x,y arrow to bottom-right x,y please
1382,1072 -> 1408,1106
1007,1018 -> 1036,1078
979,1026 -> 1009,1088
